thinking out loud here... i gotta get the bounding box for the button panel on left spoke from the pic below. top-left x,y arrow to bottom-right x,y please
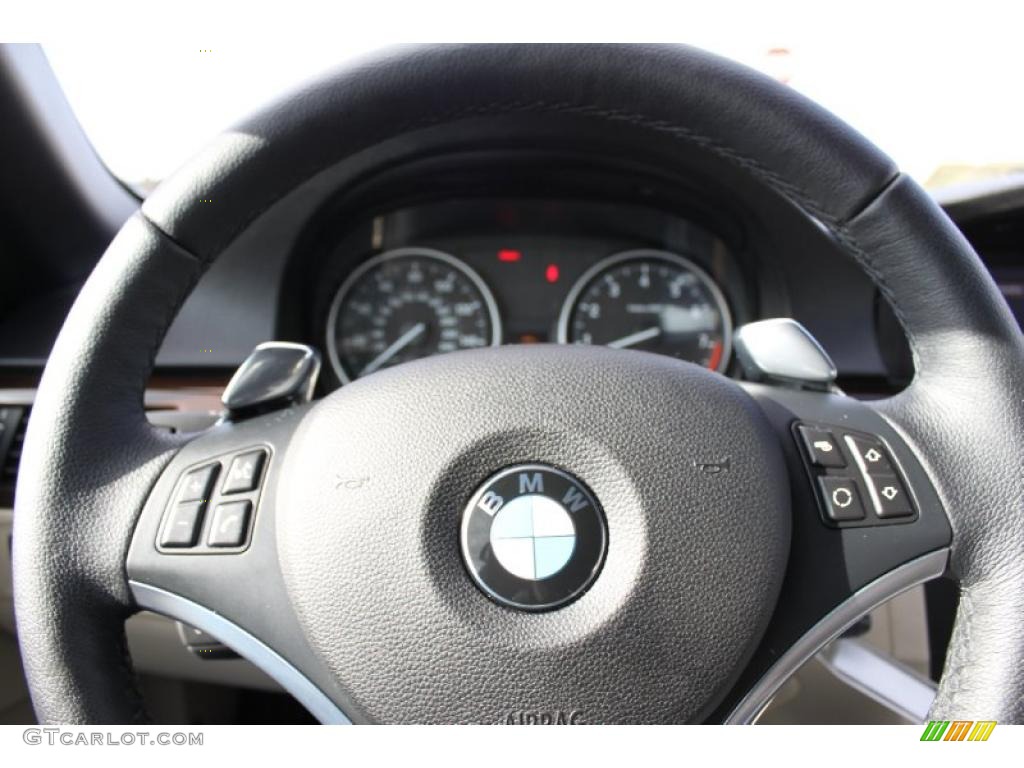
156,447 -> 269,554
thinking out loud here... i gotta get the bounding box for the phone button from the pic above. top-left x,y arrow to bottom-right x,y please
207,500 -> 252,548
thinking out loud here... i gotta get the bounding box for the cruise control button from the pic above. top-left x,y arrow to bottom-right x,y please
177,622 -> 221,647
844,435 -> 894,475
817,477 -> 865,521
178,463 -> 219,503
797,426 -> 846,468
160,502 -> 204,547
208,500 -> 252,547
872,474 -> 912,517
222,450 -> 266,494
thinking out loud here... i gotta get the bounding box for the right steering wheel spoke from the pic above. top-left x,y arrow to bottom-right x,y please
717,381 -> 953,722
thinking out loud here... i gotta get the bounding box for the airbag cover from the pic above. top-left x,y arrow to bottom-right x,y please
276,344 -> 789,723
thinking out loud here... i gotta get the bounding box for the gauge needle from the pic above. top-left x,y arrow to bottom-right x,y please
607,326 -> 661,349
360,322 -> 427,376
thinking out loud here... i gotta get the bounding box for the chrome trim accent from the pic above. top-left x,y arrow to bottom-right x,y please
817,637 -> 936,722
129,580 -> 351,724
725,548 -> 948,724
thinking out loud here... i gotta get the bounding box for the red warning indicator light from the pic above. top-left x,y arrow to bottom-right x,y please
498,249 -> 522,263
545,264 -> 560,283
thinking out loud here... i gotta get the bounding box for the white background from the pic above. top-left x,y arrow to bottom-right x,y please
7,0 -> 1024,191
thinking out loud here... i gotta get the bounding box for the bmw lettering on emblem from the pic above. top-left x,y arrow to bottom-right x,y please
460,464 -> 607,611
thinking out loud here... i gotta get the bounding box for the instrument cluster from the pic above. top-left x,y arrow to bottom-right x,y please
318,199 -> 747,385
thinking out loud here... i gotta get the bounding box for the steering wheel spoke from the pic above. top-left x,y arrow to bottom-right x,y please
718,383 -> 952,722
126,406 -> 353,723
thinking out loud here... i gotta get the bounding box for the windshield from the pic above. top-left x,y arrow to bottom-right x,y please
44,34 -> 1024,197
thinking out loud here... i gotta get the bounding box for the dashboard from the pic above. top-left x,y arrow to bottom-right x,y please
5,144 -> 906,393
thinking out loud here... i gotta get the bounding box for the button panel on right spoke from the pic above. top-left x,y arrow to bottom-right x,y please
794,423 -> 917,527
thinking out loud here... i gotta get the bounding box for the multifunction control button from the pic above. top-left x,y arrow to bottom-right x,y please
208,501 -> 252,547
157,447 -> 269,554
872,474 -> 912,517
160,502 -> 204,547
817,477 -> 865,521
794,424 -> 916,528
796,426 -> 846,468
177,464 -> 219,503
222,450 -> 266,494
844,435 -> 894,475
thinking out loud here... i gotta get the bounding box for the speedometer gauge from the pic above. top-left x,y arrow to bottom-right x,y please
557,250 -> 732,371
326,247 -> 501,382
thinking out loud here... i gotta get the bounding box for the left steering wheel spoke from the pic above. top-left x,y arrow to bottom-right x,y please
125,405 -> 352,724
718,382 -> 952,722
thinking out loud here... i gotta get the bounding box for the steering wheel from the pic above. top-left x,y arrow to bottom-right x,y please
13,44 -> 1024,724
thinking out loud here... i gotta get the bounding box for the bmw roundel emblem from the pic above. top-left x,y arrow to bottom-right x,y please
460,464 -> 607,611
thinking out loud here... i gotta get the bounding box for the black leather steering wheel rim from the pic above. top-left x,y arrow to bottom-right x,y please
13,43 -> 1024,723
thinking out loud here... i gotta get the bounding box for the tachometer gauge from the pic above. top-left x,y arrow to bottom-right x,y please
557,250 -> 732,371
326,248 -> 502,382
